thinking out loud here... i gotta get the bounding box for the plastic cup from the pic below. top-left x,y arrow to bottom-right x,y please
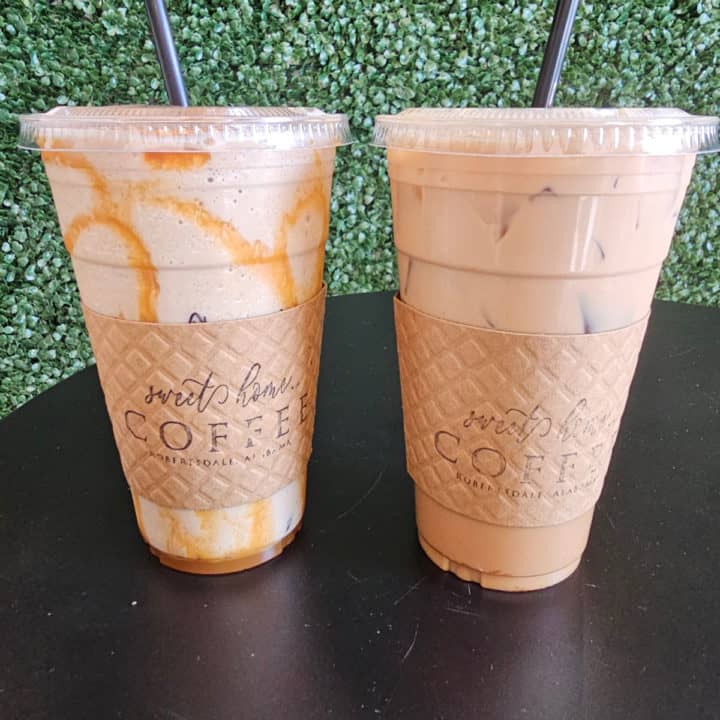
374,108 -> 719,591
20,106 -> 349,573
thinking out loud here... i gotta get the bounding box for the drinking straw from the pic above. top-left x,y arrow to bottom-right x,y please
532,0 -> 581,107
144,0 -> 189,106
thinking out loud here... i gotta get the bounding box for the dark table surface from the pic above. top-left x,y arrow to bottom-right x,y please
1,292 -> 719,720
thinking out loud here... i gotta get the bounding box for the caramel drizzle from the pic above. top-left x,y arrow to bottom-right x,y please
275,162 -> 330,305
41,148 -> 110,199
44,143 -> 160,321
44,147 -> 330,318
154,500 -> 274,559
146,196 -> 267,265
64,213 -> 160,322
142,152 -> 211,171
147,194 -> 301,309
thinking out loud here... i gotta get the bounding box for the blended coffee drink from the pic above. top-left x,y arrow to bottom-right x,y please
20,106 -> 349,573
375,108 -> 718,591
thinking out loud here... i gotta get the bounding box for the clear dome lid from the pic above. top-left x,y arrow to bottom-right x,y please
373,107 -> 720,156
19,105 -> 351,153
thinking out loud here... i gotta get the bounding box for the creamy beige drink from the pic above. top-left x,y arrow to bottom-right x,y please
392,152 -> 695,333
20,106 -> 349,573
375,108 -> 719,591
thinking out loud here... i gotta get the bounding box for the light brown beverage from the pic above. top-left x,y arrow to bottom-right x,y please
375,108 -> 718,590
20,106 -> 349,573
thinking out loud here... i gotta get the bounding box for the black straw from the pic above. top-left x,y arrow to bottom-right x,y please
532,0 -> 581,107
144,0 -> 189,106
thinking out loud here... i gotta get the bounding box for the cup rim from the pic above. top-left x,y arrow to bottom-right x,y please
373,107 -> 720,157
18,105 -> 352,153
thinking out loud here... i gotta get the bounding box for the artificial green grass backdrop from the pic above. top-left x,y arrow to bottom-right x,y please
1,0 -> 719,417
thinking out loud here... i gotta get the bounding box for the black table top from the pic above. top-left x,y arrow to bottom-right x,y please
1,291 -> 719,720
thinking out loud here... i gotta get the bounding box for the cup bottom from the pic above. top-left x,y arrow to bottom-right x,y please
148,522 -> 302,575
414,486 -> 592,592
418,533 -> 580,592
131,478 -> 305,571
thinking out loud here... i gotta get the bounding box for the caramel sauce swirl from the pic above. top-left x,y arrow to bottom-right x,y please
44,145 -> 330,319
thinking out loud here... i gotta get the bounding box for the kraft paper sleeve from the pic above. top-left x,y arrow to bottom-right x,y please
394,296 -> 648,527
83,287 -> 326,510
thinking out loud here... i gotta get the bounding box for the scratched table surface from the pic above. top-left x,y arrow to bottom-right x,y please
1,292 -> 719,720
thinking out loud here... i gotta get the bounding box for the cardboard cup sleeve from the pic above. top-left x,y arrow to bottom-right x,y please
394,296 -> 648,527
82,287 -> 326,511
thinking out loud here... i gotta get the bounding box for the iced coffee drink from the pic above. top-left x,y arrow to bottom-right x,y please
20,106 -> 349,573
375,108 -> 718,590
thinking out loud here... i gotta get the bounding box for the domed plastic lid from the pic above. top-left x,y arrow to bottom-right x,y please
19,105 -> 351,153
373,108 -> 719,156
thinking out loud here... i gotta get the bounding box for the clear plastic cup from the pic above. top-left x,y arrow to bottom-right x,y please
20,106 -> 350,573
375,108 -> 719,590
